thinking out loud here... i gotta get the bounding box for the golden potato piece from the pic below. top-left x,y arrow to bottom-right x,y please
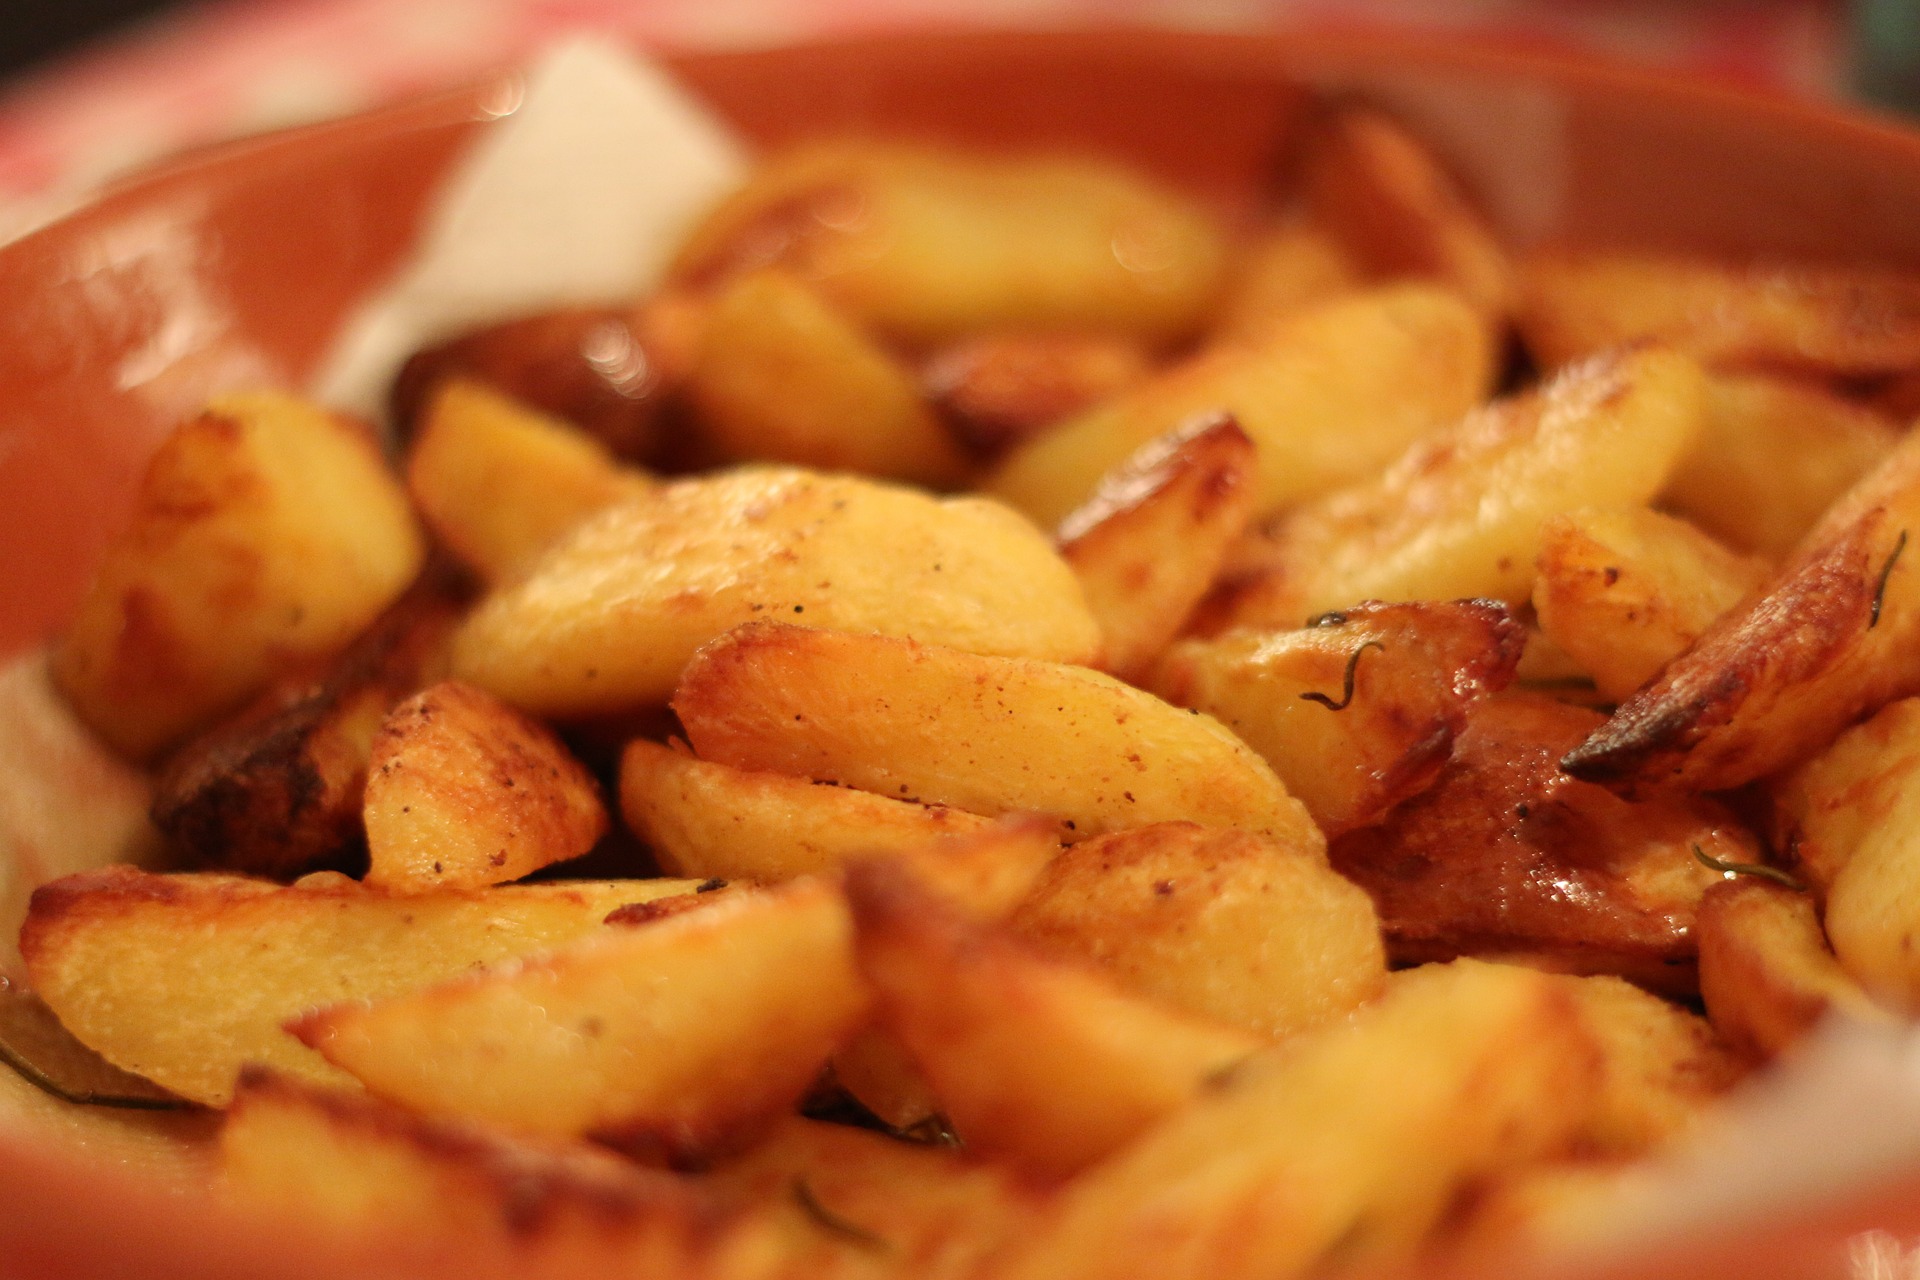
1330,694 -> 1762,995
390,306 -> 675,465
1517,249 -> 1920,376
1057,415 -> 1258,680
1208,218 -> 1362,346
451,466 -> 1098,718
222,1069 -> 714,1270
1771,696 -> 1920,895
1209,346 -> 1707,628
362,680 -> 608,892
922,330 -> 1152,459
51,392 -> 426,760
405,379 -> 650,585
988,283 -> 1496,528
1533,507 -> 1769,703
619,737 -> 993,883
1155,599 -> 1525,836
20,867 -> 700,1105
1302,105 -> 1513,316
151,586 -> 459,879
673,622 -> 1321,849
1551,973 -> 1743,1156
670,139 -> 1229,346
994,958 -> 1602,1280
828,1026 -> 942,1133
686,270 -> 969,486
1664,372 -> 1899,560
1697,878 -> 1890,1059
846,858 -> 1258,1180
293,879 -> 867,1156
701,1115 -> 1042,1277
1010,822 -> 1385,1041
1564,426 -> 1920,796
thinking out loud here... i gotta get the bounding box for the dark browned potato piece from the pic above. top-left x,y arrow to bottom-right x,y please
922,332 -> 1153,459
1330,693 -> 1763,995
150,586 -> 462,879
391,306 -> 674,464
1563,427 -> 1920,797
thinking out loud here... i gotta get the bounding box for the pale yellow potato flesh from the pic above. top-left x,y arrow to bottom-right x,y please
362,681 -> 608,893
1209,345 -> 1707,628
988,284 -> 1497,528
450,466 -> 1098,718
673,622 -> 1322,850
404,378 -> 650,586
293,880 -> 868,1155
1208,219 -> 1362,346
1010,822 -> 1385,1041
1533,506 -> 1769,703
20,868 -> 699,1105
1771,696 -> 1920,896
686,269 -> 969,486
669,139 -> 1231,346
52,391 -> 425,760
1664,373 -> 1899,560
992,959 -> 1602,1280
847,858 -> 1259,1180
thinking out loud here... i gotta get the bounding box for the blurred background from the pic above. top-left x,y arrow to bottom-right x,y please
0,0 -> 1905,237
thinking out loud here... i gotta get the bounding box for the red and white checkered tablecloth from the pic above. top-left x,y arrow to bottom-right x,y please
0,0 -> 1848,238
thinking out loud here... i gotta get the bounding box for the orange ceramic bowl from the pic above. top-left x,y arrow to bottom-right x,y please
5,27 -> 1920,1280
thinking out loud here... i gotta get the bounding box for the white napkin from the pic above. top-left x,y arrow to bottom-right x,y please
311,36 -> 748,422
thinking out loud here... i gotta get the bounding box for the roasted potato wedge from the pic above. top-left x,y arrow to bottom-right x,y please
1155,599 -> 1525,836
700,1115 -> 1042,1277
1009,822 -> 1385,1040
670,139 -> 1229,346
1564,426 -> 1920,796
686,270 -> 969,486
1330,694 -> 1763,994
1697,878 -> 1890,1058
619,738 -> 992,882
1533,507 -> 1769,703
1057,415 -> 1259,680
405,379 -> 651,585
362,680 -> 608,892
922,330 -> 1152,459
1664,372 -> 1899,560
292,879 -> 867,1157
222,1069 -> 717,1271
20,868 -> 700,1105
1517,249 -> 1920,376
847,858 -> 1258,1180
1208,346 -> 1707,628
1302,105 -> 1513,316
994,958 -> 1603,1280
1771,696 -> 1920,895
673,622 -> 1321,849
1552,973 -> 1743,1156
988,284 -> 1496,527
1208,218 -> 1362,345
390,306 -> 675,465
450,466 -> 1097,718
151,586 -> 459,879
51,392 -> 426,760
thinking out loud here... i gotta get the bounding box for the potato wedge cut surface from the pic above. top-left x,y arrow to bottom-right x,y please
847,858 -> 1259,1180
451,466 -> 1097,718
673,622 -> 1321,850
1209,345 -> 1706,628
362,680 -> 608,892
20,869 -> 701,1106
293,880 -> 868,1155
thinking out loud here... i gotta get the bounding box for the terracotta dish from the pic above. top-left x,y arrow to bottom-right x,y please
5,27 -> 1920,1279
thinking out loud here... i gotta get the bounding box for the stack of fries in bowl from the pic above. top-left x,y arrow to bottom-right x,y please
10,27 -> 1920,1280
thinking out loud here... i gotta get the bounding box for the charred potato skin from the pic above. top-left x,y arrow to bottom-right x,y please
150,588 -> 461,879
